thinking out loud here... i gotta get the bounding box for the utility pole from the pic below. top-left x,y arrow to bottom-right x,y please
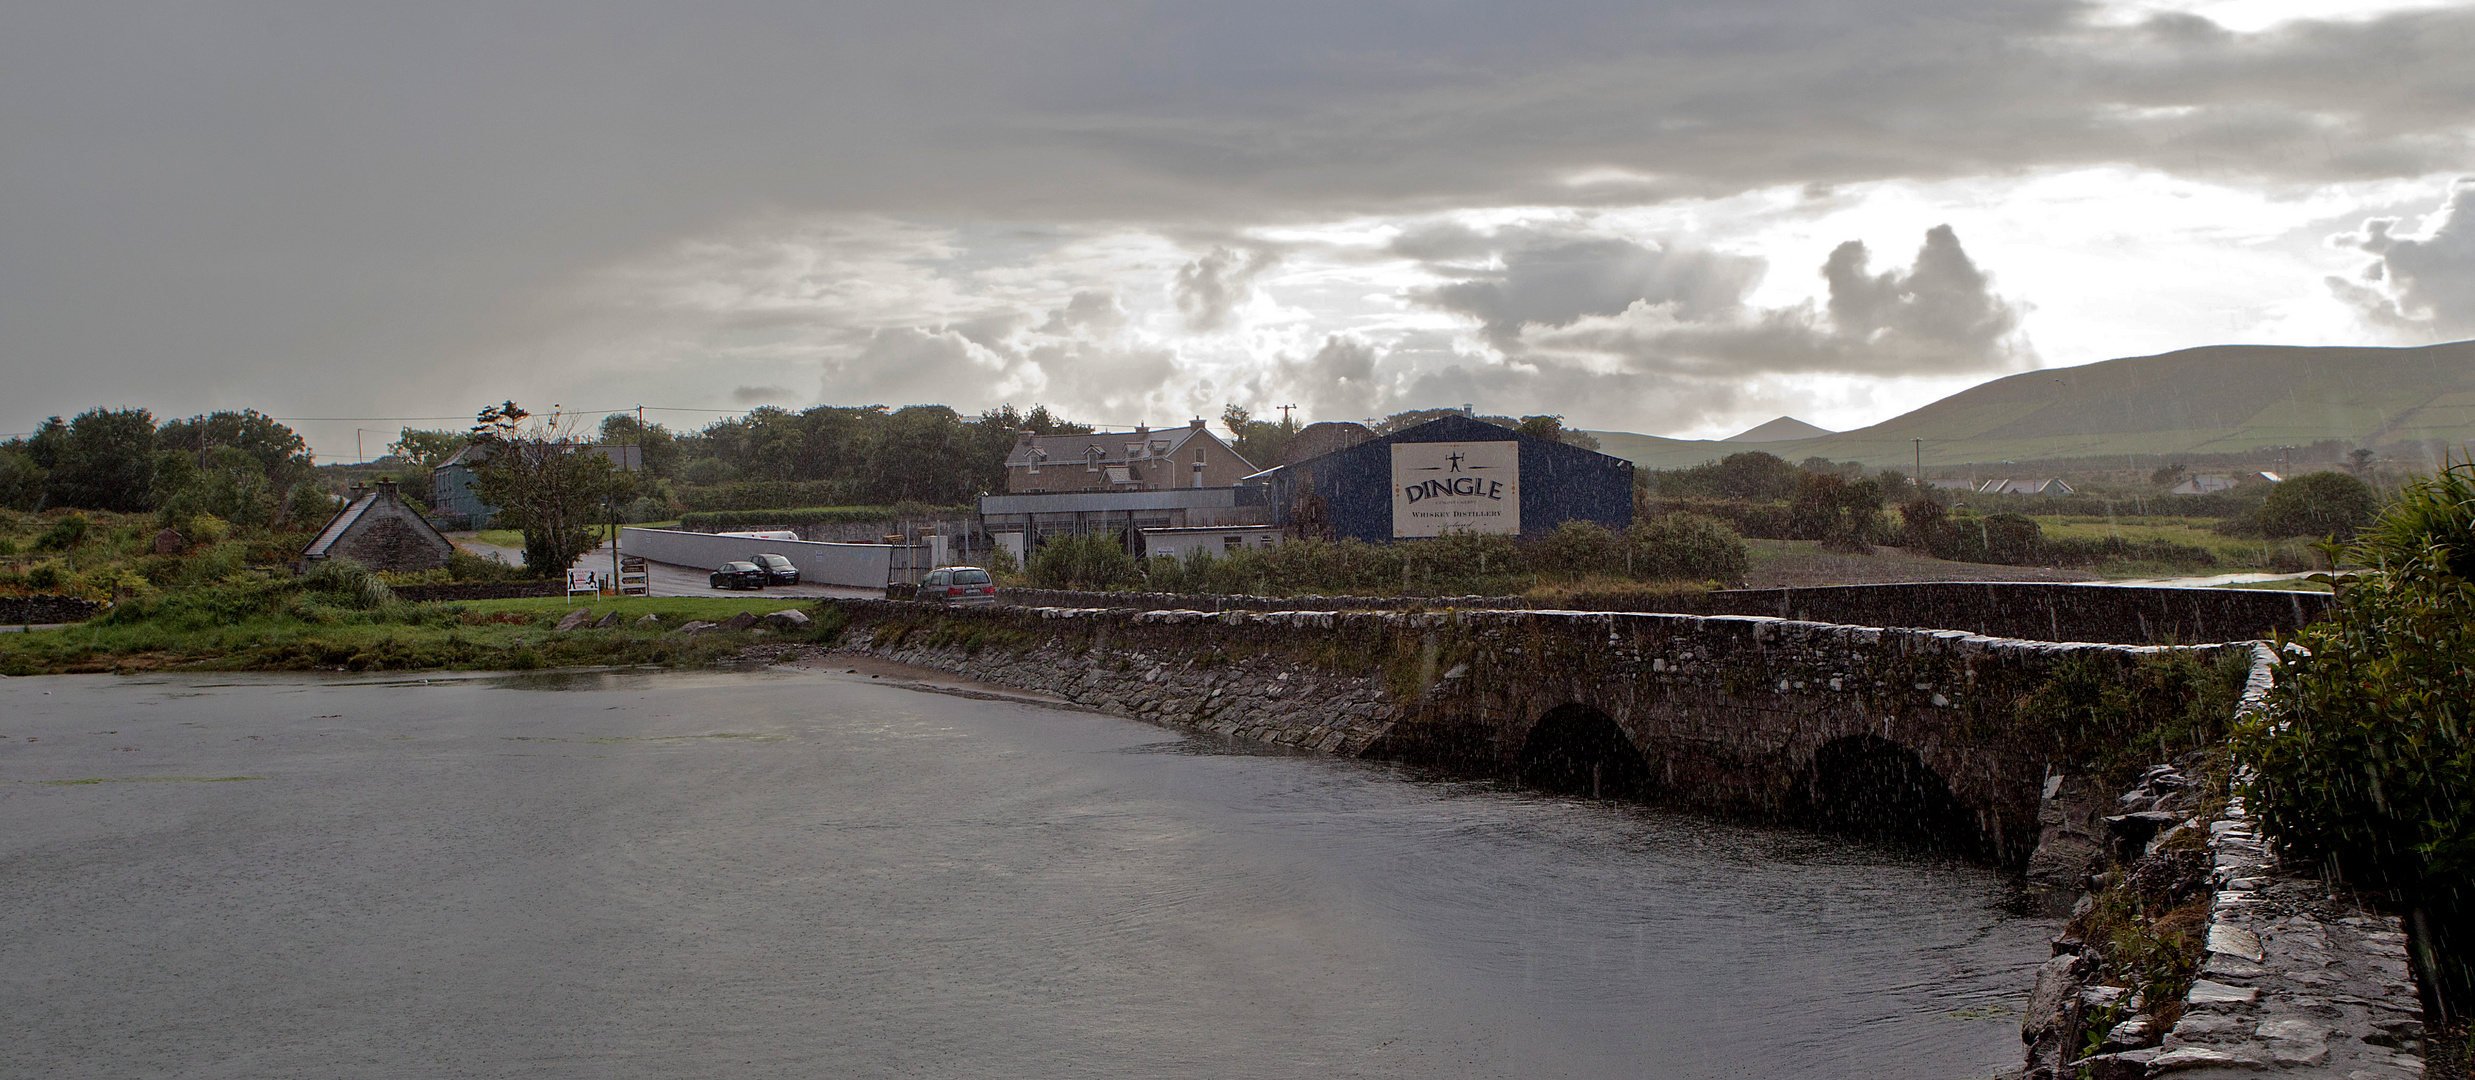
1913,438 -> 1924,488
1276,404 -> 1298,426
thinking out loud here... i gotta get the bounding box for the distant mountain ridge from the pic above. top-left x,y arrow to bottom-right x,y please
1586,341 -> 2475,471
1723,416 -> 1835,443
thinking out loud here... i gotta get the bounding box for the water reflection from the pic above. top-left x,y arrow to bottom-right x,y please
1,669 -> 2053,1079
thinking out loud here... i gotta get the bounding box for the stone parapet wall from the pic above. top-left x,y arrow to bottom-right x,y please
0,594 -> 105,624
989,581 -> 2329,644
994,587 -> 1526,612
1664,583 -> 2331,646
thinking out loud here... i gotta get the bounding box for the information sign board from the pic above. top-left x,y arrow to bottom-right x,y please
1391,441 -> 1519,537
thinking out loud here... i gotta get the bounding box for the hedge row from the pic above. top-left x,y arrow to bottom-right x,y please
676,506 -> 972,532
675,481 -> 863,513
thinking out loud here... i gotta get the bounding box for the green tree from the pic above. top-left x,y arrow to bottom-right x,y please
2239,462 -> 2475,1020
157,409 -> 315,491
468,402 -> 617,575
0,449 -> 44,510
1788,472 -> 1884,551
2259,470 -> 2380,540
36,408 -> 158,512
596,415 -> 680,479
389,428 -> 474,471
1221,404 -> 1301,468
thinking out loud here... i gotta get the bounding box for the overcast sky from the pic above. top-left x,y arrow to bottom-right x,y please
5,0 -> 2473,459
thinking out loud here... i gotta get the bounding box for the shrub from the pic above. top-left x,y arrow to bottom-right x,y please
2016,650 -> 2251,786
1627,514 -> 1748,581
1027,532 -> 1140,590
2260,471 -> 2381,540
301,557 -> 394,609
2239,461 -> 2475,1020
34,513 -> 89,551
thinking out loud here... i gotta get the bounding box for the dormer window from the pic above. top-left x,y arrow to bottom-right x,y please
1086,446 -> 1104,472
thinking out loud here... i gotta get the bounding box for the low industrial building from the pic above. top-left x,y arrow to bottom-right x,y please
298,480 -> 455,573
1140,524 -> 1287,561
978,485 -> 1273,562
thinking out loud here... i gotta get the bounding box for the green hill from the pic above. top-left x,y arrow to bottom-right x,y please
1588,341 -> 2475,471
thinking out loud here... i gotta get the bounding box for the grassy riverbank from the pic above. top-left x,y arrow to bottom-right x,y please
0,591 -> 843,676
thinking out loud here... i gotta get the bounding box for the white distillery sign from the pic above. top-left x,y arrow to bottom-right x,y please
1392,441 -> 1520,537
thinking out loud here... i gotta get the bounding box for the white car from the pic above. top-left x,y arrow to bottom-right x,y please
917,566 -> 997,605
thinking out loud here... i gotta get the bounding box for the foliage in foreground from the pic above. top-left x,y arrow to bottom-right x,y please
2014,649 -> 2254,789
2238,460 -> 2475,1021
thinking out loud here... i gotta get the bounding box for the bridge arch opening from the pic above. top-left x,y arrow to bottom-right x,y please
1803,734 -> 1983,857
1517,704 -> 1652,800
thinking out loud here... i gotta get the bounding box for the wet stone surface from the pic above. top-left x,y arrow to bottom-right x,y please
2069,799 -> 2424,1079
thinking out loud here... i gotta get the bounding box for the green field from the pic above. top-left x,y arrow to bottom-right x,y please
0,593 -> 840,676
2025,514 -> 2320,572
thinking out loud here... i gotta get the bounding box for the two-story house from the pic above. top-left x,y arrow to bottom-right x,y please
1004,420 -> 1258,493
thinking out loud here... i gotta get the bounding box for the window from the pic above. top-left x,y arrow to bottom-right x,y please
954,569 -> 991,585
925,570 -> 949,587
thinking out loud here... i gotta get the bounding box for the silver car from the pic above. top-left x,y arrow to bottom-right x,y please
918,566 -> 997,605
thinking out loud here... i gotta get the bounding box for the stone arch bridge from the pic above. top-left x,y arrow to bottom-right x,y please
831,600 -> 2238,869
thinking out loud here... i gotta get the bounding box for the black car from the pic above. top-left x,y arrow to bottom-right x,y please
709,561 -> 767,590
751,553 -> 800,586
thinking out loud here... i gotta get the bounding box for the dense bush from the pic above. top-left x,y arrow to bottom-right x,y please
1787,472 -> 1886,551
2015,649 -> 2251,785
1642,497 -> 1796,540
2240,461 -> 2475,1020
2257,471 -> 2382,540
1119,516 -> 1745,597
676,480 -> 863,513
1027,532 -> 1141,590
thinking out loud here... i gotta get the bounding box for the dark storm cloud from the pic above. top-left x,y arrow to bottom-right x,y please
2,1 -> 2469,435
1410,228 -> 1766,347
1411,222 -> 2026,377
2332,178 -> 2475,339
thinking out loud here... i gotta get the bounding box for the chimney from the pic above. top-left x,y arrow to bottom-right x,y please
1189,418 -> 1206,430
1135,423 -> 1148,438
348,482 -> 368,500
374,479 -> 397,499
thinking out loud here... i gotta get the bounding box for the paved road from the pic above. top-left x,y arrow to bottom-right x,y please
447,534 -> 883,600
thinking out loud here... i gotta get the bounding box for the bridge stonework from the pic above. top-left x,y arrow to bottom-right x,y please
824,600 -> 2216,868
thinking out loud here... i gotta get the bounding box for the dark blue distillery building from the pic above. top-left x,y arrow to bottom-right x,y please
1253,415 -> 1633,542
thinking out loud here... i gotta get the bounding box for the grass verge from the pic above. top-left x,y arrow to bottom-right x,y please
0,594 -> 846,676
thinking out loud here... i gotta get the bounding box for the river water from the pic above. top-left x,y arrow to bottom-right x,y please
1,667 -> 2053,1079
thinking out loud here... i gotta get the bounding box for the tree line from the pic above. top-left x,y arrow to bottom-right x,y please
0,407 -> 331,529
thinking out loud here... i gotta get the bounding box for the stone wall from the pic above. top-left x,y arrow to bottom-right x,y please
1651,583 -> 2330,646
995,587 -> 1527,612
0,594 -> 104,624
988,581 -> 2328,644
2014,644 -> 2428,1078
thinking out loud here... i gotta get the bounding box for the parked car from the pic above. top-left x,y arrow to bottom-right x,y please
709,561 -> 767,590
751,552 -> 800,586
917,566 -> 997,605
